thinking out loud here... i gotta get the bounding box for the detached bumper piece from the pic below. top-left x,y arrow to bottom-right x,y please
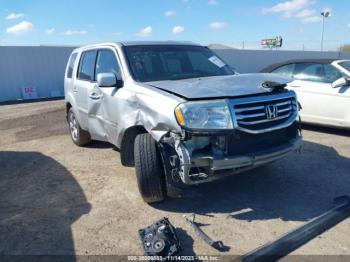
242,195 -> 350,262
139,217 -> 180,259
184,213 -> 230,252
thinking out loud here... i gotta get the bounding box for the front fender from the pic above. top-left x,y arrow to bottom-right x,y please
114,86 -> 183,147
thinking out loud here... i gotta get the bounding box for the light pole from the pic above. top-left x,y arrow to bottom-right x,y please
321,11 -> 331,51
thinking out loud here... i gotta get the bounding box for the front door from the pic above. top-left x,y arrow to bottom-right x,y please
87,48 -> 123,142
87,82 -> 106,141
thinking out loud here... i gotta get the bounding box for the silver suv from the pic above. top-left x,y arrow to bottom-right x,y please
64,42 -> 302,203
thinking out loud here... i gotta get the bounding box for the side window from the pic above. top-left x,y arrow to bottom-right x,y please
294,63 -> 343,83
294,63 -> 324,82
271,64 -> 295,78
323,64 -> 343,83
95,50 -> 121,79
78,50 -> 97,81
67,53 -> 77,78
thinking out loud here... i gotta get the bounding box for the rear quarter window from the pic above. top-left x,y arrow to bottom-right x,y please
66,53 -> 78,78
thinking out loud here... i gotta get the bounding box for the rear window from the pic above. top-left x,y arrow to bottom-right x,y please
66,53 -> 77,78
78,50 -> 97,81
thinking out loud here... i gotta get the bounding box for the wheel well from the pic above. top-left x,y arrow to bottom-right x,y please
66,102 -> 72,115
65,103 -> 72,121
120,126 -> 147,167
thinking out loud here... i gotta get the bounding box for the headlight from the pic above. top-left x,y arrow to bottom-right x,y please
175,100 -> 233,129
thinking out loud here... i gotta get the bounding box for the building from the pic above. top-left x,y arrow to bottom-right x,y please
1,45 -> 349,103
0,46 -> 75,103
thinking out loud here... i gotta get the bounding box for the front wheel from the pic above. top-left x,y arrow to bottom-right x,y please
134,133 -> 166,203
68,108 -> 91,146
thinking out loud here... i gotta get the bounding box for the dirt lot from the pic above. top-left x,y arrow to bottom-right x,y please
1,100 -> 350,259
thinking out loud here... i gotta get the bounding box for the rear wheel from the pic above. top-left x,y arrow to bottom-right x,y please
68,108 -> 91,146
134,133 -> 166,203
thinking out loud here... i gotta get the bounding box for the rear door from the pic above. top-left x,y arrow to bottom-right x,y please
74,50 -> 98,130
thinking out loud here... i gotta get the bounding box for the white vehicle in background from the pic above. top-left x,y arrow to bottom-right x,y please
262,59 -> 350,129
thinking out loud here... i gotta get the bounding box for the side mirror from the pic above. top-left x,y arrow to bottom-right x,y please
97,73 -> 123,88
332,77 -> 350,88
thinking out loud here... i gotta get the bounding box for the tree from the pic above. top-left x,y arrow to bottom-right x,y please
339,44 -> 350,52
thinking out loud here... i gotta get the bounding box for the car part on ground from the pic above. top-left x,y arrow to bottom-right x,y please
139,217 -> 180,258
184,213 -> 230,252
241,195 -> 350,262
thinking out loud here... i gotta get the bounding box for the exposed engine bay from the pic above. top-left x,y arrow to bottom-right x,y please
159,91 -> 302,187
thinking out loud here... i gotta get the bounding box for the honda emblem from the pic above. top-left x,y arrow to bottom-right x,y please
265,105 -> 278,119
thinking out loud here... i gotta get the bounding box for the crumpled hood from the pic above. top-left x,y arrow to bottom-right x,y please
145,73 -> 291,100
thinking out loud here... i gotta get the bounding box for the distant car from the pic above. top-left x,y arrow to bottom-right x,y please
262,59 -> 350,129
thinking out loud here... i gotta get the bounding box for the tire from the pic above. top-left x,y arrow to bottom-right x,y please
134,133 -> 166,203
120,133 -> 135,167
68,108 -> 91,146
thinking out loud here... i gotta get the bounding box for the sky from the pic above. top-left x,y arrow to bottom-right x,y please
1,0 -> 349,51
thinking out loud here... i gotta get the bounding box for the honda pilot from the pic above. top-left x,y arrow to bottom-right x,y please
64,42 -> 302,203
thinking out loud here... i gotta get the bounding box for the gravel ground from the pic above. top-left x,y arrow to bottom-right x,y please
0,100 -> 350,260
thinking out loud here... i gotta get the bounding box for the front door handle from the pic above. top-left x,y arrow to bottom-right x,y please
89,93 -> 102,100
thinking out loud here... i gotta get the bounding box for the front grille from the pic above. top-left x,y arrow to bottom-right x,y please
230,92 -> 298,133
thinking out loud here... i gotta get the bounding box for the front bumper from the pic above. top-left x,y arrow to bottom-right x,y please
178,136 -> 302,185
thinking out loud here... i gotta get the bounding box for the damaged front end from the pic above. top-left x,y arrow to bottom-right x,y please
159,91 -> 302,187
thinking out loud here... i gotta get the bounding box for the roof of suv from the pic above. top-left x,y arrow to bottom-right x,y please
120,41 -> 200,46
73,41 -> 201,53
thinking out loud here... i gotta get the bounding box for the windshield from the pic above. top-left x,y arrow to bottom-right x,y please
339,61 -> 350,74
123,45 -> 234,82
